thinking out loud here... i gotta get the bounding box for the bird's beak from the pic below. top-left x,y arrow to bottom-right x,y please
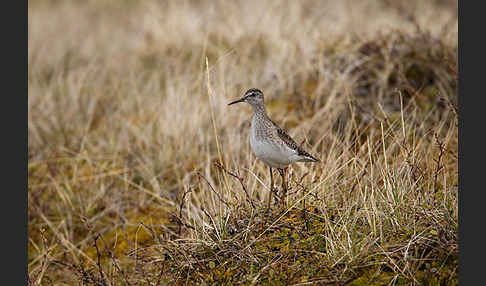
228,97 -> 246,106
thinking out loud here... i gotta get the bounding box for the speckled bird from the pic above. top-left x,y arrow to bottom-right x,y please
228,88 -> 319,207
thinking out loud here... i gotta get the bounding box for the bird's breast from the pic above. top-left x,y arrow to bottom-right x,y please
250,127 -> 295,168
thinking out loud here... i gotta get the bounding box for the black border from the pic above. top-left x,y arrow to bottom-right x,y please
9,0 -> 28,283
458,0 -> 476,285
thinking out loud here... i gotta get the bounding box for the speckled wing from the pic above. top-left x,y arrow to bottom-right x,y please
271,120 -> 320,162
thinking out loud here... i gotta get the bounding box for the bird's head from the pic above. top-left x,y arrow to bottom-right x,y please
228,88 -> 264,107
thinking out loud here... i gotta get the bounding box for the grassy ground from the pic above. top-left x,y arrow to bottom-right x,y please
28,0 -> 458,285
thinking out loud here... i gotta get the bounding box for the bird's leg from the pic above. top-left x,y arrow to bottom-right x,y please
278,167 -> 288,204
267,167 -> 274,209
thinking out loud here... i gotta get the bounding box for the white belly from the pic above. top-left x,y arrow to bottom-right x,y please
250,133 -> 295,169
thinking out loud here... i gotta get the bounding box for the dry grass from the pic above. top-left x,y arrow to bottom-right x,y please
28,0 -> 458,285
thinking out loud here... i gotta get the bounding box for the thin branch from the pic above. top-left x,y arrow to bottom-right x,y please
197,172 -> 231,207
214,162 -> 256,209
176,188 -> 195,236
93,235 -> 108,286
433,133 -> 445,193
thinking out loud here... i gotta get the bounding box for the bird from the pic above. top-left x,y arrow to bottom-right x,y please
228,88 -> 319,208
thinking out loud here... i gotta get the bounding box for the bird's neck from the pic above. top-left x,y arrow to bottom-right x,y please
251,103 -> 268,118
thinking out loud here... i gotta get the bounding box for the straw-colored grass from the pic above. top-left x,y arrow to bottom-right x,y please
28,0 -> 458,284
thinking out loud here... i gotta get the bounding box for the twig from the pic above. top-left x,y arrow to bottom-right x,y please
82,220 -> 132,285
93,235 -> 108,286
32,228 -> 51,285
214,162 -> 256,209
197,172 -> 231,207
433,133 -> 445,193
177,188 -> 194,236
